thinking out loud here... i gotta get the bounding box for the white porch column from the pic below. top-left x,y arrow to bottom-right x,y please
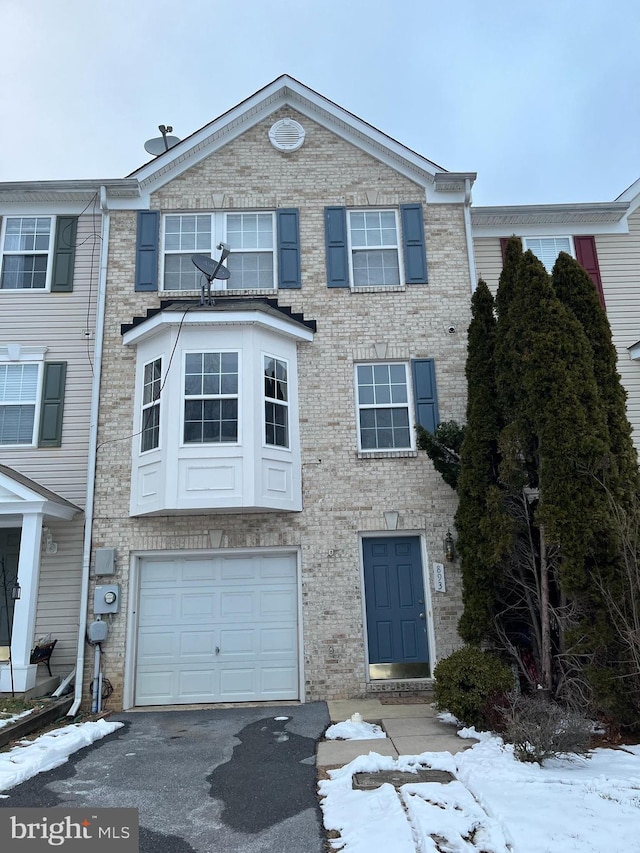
1,512 -> 43,692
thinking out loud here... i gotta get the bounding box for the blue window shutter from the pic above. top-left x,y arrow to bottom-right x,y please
401,204 -> 428,284
325,207 -> 349,287
51,216 -> 77,292
135,211 -> 159,291
412,359 -> 439,433
277,208 -> 301,289
38,361 -> 67,447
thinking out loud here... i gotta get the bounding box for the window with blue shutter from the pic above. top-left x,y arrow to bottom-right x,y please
277,209 -> 301,289
412,358 -> 439,433
325,207 -> 349,287
135,211 -> 160,292
401,204 -> 428,284
51,216 -> 78,292
38,361 -> 67,447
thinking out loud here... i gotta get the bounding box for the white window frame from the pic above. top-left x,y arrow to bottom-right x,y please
0,346 -> 47,447
161,212 -> 278,293
0,216 -> 55,292
347,209 -> 403,288
524,236 -> 574,273
263,353 -> 290,449
181,349 -> 241,446
354,362 -> 415,452
140,357 -> 162,454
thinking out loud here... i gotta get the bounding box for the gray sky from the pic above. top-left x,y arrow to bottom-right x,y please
2,0 -> 638,205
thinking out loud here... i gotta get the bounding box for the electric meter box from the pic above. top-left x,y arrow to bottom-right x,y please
94,584 -> 120,615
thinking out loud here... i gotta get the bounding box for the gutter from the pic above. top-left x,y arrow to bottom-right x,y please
463,178 -> 477,293
69,186 -> 110,717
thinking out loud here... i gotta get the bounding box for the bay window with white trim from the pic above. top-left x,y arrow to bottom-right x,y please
183,351 -> 239,444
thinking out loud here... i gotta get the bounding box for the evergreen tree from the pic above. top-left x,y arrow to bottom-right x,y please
456,280 -> 501,643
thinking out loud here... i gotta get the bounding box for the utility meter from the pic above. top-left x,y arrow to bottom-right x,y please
94,584 -> 120,615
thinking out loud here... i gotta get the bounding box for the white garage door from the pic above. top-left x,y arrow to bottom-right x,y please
135,553 -> 299,706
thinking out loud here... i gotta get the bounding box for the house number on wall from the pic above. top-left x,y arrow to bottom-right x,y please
432,562 -> 446,593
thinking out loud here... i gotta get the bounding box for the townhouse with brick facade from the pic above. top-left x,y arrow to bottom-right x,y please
472,177 -> 640,451
84,76 -> 477,709
0,180 -> 139,697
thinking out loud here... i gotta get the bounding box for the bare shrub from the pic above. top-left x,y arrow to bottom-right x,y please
499,692 -> 592,764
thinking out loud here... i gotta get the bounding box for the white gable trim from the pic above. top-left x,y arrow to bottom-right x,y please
126,76 -> 474,202
0,471 -> 79,520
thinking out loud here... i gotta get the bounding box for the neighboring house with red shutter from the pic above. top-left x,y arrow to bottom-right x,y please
472,180 -> 640,450
0,181 -> 139,695
83,75 -> 477,709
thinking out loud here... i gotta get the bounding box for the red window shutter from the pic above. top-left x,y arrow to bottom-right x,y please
574,236 -> 605,308
500,237 -> 509,264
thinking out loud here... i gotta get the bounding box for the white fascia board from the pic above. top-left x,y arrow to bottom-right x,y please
123,308 -> 314,347
130,75 -> 460,196
0,180 -> 140,209
472,203 -> 631,238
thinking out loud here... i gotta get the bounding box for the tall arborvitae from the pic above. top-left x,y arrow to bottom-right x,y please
456,280 -> 501,643
552,252 -> 638,496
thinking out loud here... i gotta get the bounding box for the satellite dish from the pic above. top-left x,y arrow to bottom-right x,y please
144,136 -> 181,156
192,244 -> 231,305
143,124 -> 181,156
192,254 -> 230,280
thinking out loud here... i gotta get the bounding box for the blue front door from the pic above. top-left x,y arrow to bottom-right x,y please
363,536 -> 430,678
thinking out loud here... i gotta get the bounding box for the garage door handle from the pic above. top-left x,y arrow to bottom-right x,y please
215,646 -> 220,655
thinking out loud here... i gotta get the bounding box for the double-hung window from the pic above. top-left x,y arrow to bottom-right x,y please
524,237 -> 572,272
264,356 -> 289,448
356,363 -> 412,450
162,213 -> 276,291
1,217 -> 52,289
141,358 -> 162,452
348,210 -> 401,286
183,352 -> 239,443
0,363 -> 39,444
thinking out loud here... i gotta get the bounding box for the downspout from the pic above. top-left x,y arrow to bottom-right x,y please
68,186 -> 110,717
463,177 -> 477,293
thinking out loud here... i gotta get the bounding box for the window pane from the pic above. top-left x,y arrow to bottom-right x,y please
0,404 -> 35,444
227,252 -> 274,289
164,254 -> 205,291
525,237 -> 572,273
357,362 -> 411,450
352,249 -> 400,286
0,364 -> 38,402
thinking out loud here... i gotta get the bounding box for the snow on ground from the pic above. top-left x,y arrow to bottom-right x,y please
319,723 -> 640,853
0,709 -> 33,729
0,719 -> 123,794
326,720 -> 386,740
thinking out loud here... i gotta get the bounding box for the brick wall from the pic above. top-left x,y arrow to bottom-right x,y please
90,108 -> 471,707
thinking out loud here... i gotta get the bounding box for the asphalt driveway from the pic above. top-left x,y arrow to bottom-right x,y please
0,702 -> 330,852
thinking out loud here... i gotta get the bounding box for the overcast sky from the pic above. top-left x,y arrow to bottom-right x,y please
1,0 -> 638,206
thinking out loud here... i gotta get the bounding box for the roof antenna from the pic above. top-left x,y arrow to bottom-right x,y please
144,124 -> 181,156
192,243 -> 231,305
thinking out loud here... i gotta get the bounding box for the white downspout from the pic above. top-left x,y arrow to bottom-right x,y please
463,178 -> 477,293
68,186 -> 110,716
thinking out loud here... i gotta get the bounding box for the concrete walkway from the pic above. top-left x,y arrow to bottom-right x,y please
317,698 -> 474,768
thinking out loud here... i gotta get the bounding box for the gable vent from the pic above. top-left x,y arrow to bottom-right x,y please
269,118 -> 305,152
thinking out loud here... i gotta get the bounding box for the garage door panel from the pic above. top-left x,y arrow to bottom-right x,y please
180,593 -> 217,619
260,627 -> 297,655
180,630 -> 219,657
182,561 -> 218,582
260,588 -> 297,617
135,553 -> 299,706
261,666 -> 298,695
220,590 -> 255,618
